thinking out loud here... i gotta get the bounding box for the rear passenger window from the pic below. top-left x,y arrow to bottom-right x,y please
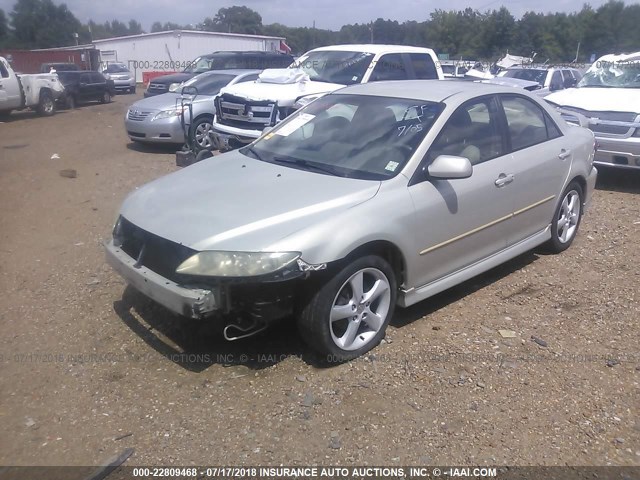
427,97 -> 504,165
370,54 -> 408,82
0,61 -> 8,78
408,53 -> 439,79
501,96 -> 557,150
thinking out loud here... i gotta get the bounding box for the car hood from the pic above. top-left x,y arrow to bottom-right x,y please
219,79 -> 345,106
119,151 -> 380,252
150,73 -> 195,85
546,87 -> 640,113
129,93 -> 215,111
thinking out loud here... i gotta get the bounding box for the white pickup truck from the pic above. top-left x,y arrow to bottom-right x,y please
212,44 -> 444,148
0,56 -> 65,118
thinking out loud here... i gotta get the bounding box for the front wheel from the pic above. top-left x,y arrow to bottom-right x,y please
37,92 -> 55,116
297,255 -> 397,362
190,116 -> 216,151
101,91 -> 111,104
544,181 -> 584,253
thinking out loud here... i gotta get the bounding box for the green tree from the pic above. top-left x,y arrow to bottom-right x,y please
0,8 -> 8,42
203,6 -> 263,34
10,0 -> 83,48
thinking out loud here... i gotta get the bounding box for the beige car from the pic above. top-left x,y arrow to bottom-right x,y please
106,81 -> 597,361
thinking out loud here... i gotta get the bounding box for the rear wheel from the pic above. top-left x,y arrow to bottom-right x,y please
297,255 -> 396,362
101,91 -> 111,104
544,181 -> 584,253
36,91 -> 55,116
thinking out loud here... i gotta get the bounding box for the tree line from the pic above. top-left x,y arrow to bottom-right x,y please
0,0 -> 639,63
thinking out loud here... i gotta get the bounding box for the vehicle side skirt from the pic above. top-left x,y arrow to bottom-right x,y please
399,226 -> 552,308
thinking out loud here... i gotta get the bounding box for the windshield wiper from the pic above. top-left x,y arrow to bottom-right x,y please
242,145 -> 265,162
273,156 -> 342,177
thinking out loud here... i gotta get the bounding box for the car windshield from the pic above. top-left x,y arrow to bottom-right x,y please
241,94 -> 443,181
291,51 -> 375,85
183,56 -> 215,74
578,60 -> 640,88
104,64 -> 129,73
182,73 -> 235,95
501,69 -> 547,85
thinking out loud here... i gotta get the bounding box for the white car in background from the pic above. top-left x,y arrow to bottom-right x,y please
546,52 -> 640,170
484,66 -> 582,97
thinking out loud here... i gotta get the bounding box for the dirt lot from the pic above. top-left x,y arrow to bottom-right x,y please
0,94 -> 638,468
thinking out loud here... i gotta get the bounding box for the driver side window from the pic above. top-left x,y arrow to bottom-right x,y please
427,97 -> 504,166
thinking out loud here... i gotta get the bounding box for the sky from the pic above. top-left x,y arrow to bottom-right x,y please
0,0 -> 631,31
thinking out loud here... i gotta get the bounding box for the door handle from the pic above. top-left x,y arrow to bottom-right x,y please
495,173 -> 514,187
558,149 -> 571,160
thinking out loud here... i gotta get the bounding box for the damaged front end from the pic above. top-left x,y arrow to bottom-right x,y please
105,216 -> 327,338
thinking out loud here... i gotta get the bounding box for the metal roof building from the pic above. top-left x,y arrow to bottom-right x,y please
93,30 -> 287,82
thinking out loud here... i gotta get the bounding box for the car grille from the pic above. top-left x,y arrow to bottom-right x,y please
114,216 -> 196,282
561,107 -> 638,136
127,110 -> 153,121
216,94 -> 277,130
148,83 -> 168,94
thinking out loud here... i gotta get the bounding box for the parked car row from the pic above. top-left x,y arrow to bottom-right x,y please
108,43 -> 601,361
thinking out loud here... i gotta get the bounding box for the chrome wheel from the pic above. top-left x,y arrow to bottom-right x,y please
329,267 -> 391,351
194,120 -> 214,149
557,189 -> 580,244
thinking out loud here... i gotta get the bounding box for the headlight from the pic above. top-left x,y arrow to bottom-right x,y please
168,82 -> 183,92
293,93 -> 325,110
152,106 -> 187,121
176,251 -> 301,277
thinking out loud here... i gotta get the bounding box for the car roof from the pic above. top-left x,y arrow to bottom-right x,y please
198,69 -> 263,77
307,44 -> 437,55
201,51 -> 292,58
334,80 -> 525,103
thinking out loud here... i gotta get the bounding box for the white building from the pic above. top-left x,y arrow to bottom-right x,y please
93,30 -> 287,83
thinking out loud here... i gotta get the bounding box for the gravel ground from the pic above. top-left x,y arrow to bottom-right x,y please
0,94 -> 638,467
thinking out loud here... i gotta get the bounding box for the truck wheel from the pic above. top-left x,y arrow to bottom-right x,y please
37,92 -> 55,116
101,91 -> 112,104
297,255 -> 397,362
0,110 -> 11,120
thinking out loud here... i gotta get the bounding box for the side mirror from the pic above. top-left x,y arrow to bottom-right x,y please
427,155 -> 473,179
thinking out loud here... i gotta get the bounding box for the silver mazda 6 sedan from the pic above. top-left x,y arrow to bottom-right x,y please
106,81 -> 597,361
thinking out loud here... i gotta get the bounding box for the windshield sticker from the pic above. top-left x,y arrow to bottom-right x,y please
385,161 -> 399,172
275,113 -> 316,137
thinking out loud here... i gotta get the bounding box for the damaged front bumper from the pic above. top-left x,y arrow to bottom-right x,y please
104,239 -> 219,319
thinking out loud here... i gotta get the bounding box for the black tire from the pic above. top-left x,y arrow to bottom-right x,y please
189,116 -> 216,151
131,86 -> 136,94
297,255 -> 397,362
195,149 -> 214,162
101,91 -> 111,104
544,181 -> 584,253
0,110 -> 11,120
36,91 -> 55,116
